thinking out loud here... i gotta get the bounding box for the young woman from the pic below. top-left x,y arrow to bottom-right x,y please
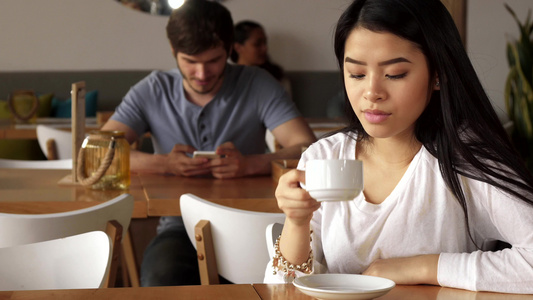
265,0 -> 533,294
230,20 -> 285,82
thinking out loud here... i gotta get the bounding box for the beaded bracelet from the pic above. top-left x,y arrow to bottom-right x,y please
272,230 -> 313,282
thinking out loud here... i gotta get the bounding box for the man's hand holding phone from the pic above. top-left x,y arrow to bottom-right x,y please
164,145 -> 213,177
192,151 -> 221,159
191,144 -> 247,178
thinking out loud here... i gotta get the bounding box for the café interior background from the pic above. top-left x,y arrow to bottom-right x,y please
0,0 -> 531,121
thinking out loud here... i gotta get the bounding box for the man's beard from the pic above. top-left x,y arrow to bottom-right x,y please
179,65 -> 225,95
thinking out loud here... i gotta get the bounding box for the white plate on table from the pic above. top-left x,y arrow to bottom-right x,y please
293,274 -> 395,300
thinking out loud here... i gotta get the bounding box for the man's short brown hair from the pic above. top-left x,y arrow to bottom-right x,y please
166,0 -> 234,56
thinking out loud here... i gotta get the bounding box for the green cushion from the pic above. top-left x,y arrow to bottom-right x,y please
0,100 -> 9,119
0,93 -> 54,119
51,90 -> 98,118
36,93 -> 53,117
0,140 -> 46,160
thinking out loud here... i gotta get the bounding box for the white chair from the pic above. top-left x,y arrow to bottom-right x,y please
0,193 -> 134,288
266,222 -> 284,259
0,231 -> 111,291
180,193 -> 285,284
36,125 -> 73,160
265,130 -> 276,153
0,158 -> 72,169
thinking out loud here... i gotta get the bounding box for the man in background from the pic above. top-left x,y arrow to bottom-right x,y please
102,0 -> 316,286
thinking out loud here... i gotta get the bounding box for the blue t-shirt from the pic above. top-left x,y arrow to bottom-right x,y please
111,64 -> 300,155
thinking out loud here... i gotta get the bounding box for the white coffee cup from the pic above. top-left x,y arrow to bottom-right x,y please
304,159 -> 363,201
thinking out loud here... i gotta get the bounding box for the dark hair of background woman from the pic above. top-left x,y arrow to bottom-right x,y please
334,0 -> 533,245
231,20 -> 285,81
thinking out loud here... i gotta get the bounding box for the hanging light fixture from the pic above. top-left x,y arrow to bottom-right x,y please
167,0 -> 185,9
165,0 -> 227,13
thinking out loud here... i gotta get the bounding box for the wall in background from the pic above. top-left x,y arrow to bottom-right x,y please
467,0 -> 532,120
0,0 -> 172,72
1,0 -> 532,119
0,0 -> 348,72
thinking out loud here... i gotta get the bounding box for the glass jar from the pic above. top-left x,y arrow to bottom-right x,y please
78,131 -> 130,190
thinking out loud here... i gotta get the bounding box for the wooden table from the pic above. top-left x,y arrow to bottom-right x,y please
0,169 -> 147,218
0,124 -> 39,139
0,119 -> 101,140
306,117 -> 347,138
0,285 -> 261,300
0,117 -> 347,140
253,283 -> 531,300
0,169 -> 282,218
139,173 -> 281,216
0,284 -> 527,300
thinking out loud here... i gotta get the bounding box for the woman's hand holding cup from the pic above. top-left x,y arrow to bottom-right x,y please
275,169 -> 321,226
276,159 -> 363,225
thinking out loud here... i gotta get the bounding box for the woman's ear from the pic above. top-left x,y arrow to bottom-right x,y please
434,76 -> 440,91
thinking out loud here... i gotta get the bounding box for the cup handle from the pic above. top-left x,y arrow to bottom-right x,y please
299,182 -> 307,190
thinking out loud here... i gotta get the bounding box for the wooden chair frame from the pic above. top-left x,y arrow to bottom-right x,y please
194,220 -> 220,285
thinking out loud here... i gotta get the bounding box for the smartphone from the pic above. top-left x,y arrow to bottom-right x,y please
192,151 -> 221,159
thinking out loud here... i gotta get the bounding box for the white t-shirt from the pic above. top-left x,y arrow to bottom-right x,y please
264,132 -> 533,294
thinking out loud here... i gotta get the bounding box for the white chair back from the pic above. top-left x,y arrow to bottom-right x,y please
36,125 -> 73,159
266,222 -> 284,259
0,231 -> 111,290
0,193 -> 134,247
0,158 -> 72,169
180,193 -> 285,284
265,130 -> 276,153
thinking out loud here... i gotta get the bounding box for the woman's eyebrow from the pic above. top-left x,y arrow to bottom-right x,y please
345,57 -> 366,65
344,56 -> 412,66
378,57 -> 412,66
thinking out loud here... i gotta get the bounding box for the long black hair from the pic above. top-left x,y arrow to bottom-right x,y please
334,0 -> 533,244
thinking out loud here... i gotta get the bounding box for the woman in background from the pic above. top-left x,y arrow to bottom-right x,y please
232,20 -> 292,153
266,0 -> 533,294
231,20 -> 285,83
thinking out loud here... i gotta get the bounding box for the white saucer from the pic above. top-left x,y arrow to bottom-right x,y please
293,274 -> 395,300
307,189 -> 360,202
